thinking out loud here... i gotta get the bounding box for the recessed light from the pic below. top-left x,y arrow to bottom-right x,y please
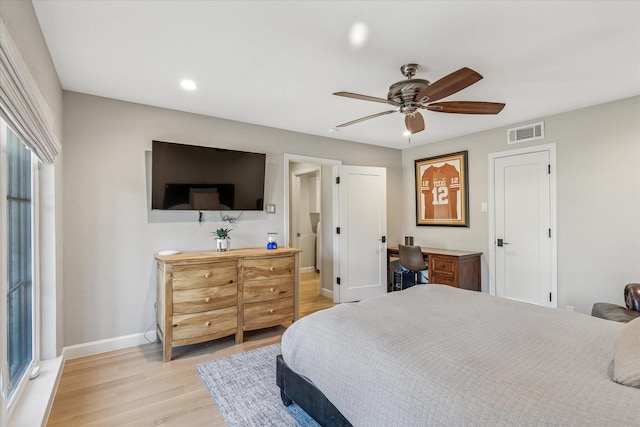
180,79 -> 197,90
349,21 -> 369,48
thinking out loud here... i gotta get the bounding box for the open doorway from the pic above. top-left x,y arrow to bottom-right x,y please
284,154 -> 340,302
290,166 -> 321,274
285,154 -> 388,304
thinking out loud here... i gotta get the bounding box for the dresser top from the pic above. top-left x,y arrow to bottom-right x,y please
155,247 -> 301,263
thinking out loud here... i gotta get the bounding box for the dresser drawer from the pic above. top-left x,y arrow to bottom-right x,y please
243,297 -> 294,329
173,283 -> 237,314
429,256 -> 456,275
429,274 -> 457,287
172,261 -> 237,291
244,277 -> 294,303
244,256 -> 295,281
172,306 -> 237,342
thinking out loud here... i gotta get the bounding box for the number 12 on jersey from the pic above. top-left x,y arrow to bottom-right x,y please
415,151 -> 469,226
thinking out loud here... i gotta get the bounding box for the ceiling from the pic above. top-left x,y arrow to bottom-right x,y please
32,1 -> 640,150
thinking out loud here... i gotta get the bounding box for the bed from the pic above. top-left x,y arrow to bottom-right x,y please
277,285 -> 640,426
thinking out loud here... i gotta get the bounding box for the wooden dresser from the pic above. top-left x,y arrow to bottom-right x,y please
156,247 -> 300,361
387,247 -> 482,292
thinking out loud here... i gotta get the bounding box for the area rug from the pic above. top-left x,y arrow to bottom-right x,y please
196,343 -> 320,427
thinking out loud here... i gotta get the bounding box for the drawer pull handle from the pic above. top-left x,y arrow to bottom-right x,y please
269,309 -> 275,314
270,267 -> 276,271
205,297 -> 211,303
205,272 -> 211,278
205,321 -> 211,327
270,288 -> 275,293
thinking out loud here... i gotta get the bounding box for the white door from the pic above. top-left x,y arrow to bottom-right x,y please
335,165 -> 387,302
492,147 -> 556,306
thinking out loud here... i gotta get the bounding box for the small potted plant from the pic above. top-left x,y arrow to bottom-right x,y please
212,227 -> 231,251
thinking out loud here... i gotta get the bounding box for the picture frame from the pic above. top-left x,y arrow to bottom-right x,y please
415,150 -> 469,227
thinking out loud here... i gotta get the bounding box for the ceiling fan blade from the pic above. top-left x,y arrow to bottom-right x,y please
336,110 -> 398,128
426,101 -> 505,114
405,112 -> 425,134
417,67 -> 483,103
333,91 -> 394,105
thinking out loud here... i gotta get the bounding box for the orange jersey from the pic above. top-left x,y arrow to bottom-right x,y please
420,163 -> 460,220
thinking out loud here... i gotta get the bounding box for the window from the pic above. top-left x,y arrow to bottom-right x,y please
1,21 -> 57,417
1,119 -> 37,404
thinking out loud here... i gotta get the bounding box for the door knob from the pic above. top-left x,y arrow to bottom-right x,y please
497,238 -> 510,247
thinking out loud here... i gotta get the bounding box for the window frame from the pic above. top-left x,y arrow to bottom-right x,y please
0,119 -> 40,413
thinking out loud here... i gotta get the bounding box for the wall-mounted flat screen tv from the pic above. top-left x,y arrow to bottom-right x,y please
151,140 -> 266,211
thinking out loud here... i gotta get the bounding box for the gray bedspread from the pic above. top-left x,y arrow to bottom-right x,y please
281,285 -> 640,426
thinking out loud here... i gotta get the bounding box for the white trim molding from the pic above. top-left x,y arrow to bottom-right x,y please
8,356 -> 63,427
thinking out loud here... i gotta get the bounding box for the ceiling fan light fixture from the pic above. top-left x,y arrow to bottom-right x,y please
332,64 -> 504,136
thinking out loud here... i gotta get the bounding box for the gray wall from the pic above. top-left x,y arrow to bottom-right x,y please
63,91 -> 402,346
401,96 -> 640,314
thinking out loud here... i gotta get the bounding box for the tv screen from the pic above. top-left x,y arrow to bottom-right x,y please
151,140 -> 266,211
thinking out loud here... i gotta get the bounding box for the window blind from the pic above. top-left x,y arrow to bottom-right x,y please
0,19 -> 61,164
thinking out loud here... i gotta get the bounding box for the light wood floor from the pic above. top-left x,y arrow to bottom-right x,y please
47,272 -> 333,426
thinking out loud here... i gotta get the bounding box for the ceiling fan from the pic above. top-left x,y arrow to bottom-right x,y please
333,64 -> 505,135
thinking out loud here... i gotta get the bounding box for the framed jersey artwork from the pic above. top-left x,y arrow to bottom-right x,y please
415,151 -> 469,226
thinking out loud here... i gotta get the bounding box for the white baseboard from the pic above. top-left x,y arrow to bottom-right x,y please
300,266 -> 316,274
320,287 -> 332,299
62,330 -> 157,360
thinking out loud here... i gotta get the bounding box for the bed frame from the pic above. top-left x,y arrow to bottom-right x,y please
276,355 -> 352,426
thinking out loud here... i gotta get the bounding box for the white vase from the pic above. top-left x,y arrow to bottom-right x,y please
216,238 -> 230,252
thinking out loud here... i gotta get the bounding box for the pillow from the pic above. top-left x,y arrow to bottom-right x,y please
612,316 -> 640,388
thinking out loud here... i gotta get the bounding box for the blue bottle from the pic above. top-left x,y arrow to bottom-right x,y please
267,235 -> 277,250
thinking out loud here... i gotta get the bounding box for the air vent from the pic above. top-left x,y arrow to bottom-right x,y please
507,122 -> 544,144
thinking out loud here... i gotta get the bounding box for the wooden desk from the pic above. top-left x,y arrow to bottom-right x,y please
387,247 -> 482,292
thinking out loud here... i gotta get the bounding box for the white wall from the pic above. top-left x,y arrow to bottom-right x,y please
63,91 -> 402,346
401,96 -> 640,314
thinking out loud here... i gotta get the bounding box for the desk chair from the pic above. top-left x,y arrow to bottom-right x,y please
398,244 -> 428,287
